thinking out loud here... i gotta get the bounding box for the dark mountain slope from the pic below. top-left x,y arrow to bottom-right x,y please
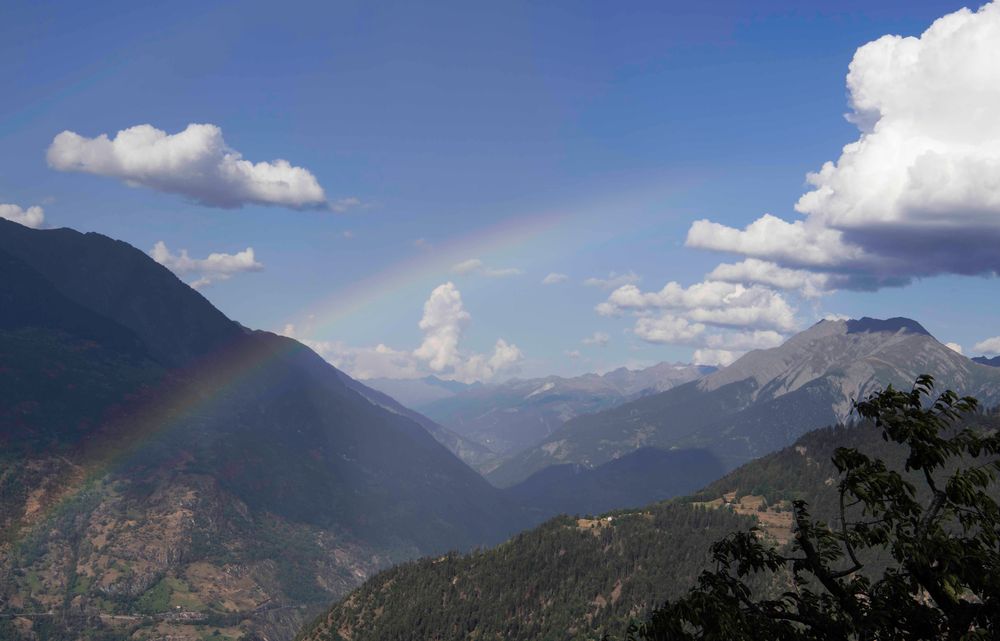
0,219 -> 240,367
337,373 -> 494,468
0,220 -> 527,641
505,447 -> 725,518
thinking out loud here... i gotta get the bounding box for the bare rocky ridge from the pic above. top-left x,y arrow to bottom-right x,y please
487,317 -> 1000,486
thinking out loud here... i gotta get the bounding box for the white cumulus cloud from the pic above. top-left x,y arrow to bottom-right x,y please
707,259 -> 841,298
685,2 -> 1000,288
973,336 -> 1000,356
150,241 -> 263,289
542,272 -> 569,285
634,315 -> 706,345
945,342 -> 964,355
47,123 -> 337,210
288,282 -> 522,383
0,203 -> 44,229
599,280 -> 797,332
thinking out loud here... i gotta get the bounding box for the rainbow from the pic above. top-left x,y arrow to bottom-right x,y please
6,331 -> 298,547
5,208 -> 576,545
290,208 -> 573,337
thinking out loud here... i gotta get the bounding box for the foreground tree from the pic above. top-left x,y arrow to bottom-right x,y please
632,375 -> 1000,640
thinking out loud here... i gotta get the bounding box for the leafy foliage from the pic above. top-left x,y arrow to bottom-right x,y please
632,376 -> 1000,640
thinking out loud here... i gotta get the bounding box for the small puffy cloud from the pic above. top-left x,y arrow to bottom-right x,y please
685,3 -> 1000,288
945,342 -> 964,355
294,282 -> 522,383
451,258 -> 522,278
0,203 -> 44,229
564,349 -> 582,359
150,241 -> 262,289
452,258 -> 484,274
973,336 -> 1000,356
542,272 -> 569,285
600,280 -> 797,332
329,197 -> 362,213
584,271 -> 640,290
47,123 -> 331,210
634,315 -> 705,345
707,259 -> 841,298
582,331 -> 610,346
692,349 -> 739,367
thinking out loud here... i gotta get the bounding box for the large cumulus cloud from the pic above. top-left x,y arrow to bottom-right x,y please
687,2 -> 1000,289
47,123 -> 340,210
286,282 -> 523,383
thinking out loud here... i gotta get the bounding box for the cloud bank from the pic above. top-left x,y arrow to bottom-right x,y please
47,123 -> 344,210
0,203 -> 44,228
686,2 -> 1000,289
286,282 -> 523,383
150,241 -> 263,289
594,3 -> 1000,369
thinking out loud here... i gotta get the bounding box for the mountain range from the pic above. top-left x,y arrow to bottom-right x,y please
300,407 -> 1000,641
0,220 -> 526,641
5,217 -> 1000,641
487,316 -> 1000,486
369,362 -> 714,468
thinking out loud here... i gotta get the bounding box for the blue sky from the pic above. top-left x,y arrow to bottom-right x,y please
3,0 -> 998,381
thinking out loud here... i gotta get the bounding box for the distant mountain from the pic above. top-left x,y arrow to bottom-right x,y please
336,373 -> 495,468
408,362 -> 714,465
488,317 -> 1000,486
302,406 -> 1000,641
973,355 -> 1000,367
364,375 -> 480,409
0,220 -> 527,641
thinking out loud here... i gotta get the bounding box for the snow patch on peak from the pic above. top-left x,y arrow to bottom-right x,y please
526,382 -> 556,399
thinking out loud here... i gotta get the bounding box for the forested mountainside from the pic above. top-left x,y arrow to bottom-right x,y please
488,317 -> 1000,486
0,220 -> 526,641
296,505 -> 754,641
298,406 -> 1000,641
387,362 -> 713,466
